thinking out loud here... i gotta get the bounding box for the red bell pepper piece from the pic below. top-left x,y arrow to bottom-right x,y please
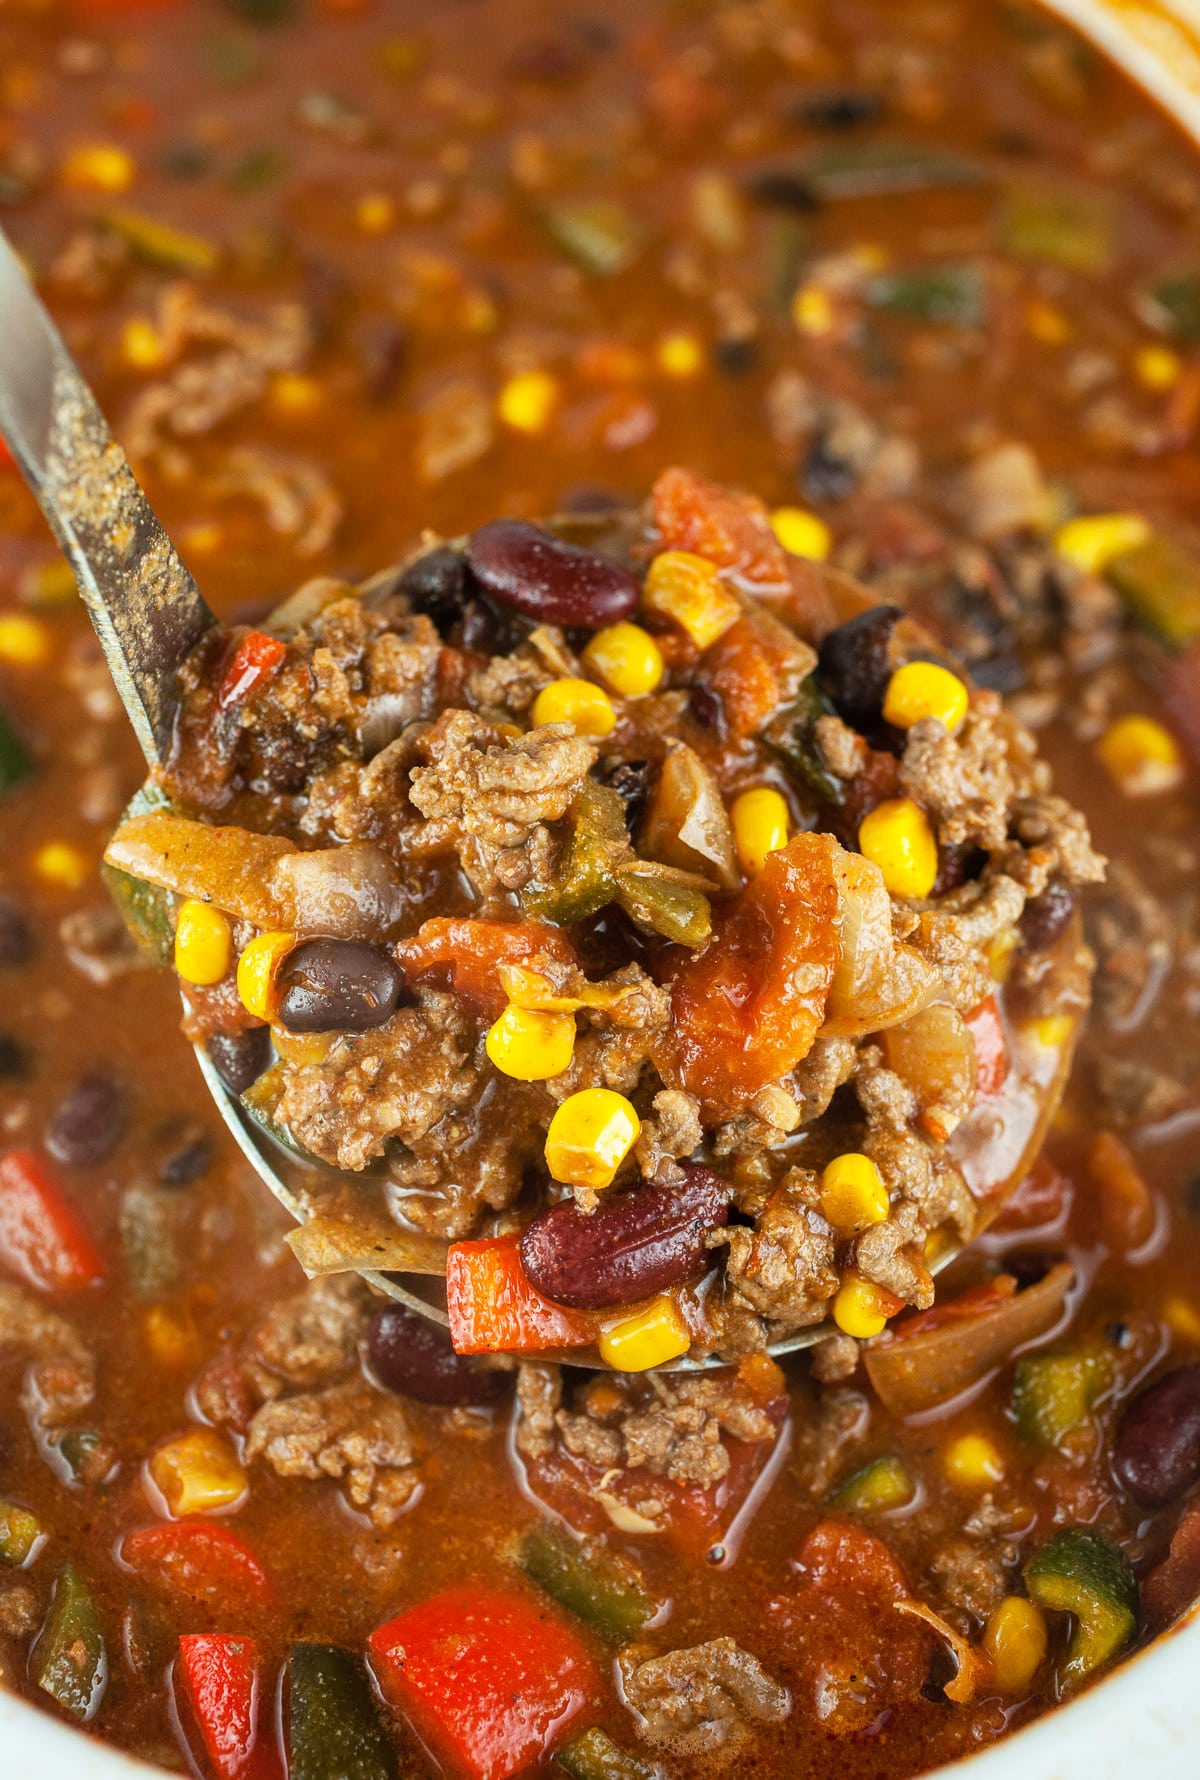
369,1585 -> 598,1780
965,993 -> 1008,1097
217,631 -> 288,711
0,1149 -> 104,1293
123,1523 -> 273,1616
889,1274 -> 1017,1343
0,436 -> 13,470
395,918 -> 576,1019
446,1237 -> 596,1355
178,1634 -> 279,1780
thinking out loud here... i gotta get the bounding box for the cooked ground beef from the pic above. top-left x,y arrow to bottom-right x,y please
931,1536 -> 1011,1631
0,1283 -> 95,1432
245,1380 -> 420,1529
619,1637 -> 790,1757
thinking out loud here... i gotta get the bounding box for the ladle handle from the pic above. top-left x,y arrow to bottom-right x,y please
0,225 -> 214,768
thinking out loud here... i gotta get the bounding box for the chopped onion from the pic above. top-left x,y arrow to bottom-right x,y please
825,851 -> 938,1036
271,843 -> 402,939
640,744 -> 740,891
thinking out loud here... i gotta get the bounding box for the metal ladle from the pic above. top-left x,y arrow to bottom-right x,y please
0,223 -> 1075,1370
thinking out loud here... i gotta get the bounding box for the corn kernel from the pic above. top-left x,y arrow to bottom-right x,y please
1134,343 -> 1182,391
731,786 -> 790,877
821,1152 -> 889,1235
486,1004 -> 576,1082
179,523 -> 225,557
62,142 -> 136,193
1096,714 -> 1183,797
642,551 -> 741,651
0,614 -> 48,666
1026,1013 -> 1075,1051
1026,299 -> 1071,345
236,931 -> 295,1021
271,1027 -> 334,1068
858,797 -> 938,900
656,331 -> 704,377
27,561 -> 78,609
120,316 -> 169,371
174,899 -> 233,987
792,284 -> 834,337
1054,512 -> 1150,576
882,661 -> 970,733
33,842 -> 89,890
355,190 -> 396,234
833,1274 -> 890,1340
988,927 -> 1019,983
944,1433 -> 1005,1490
143,1306 -> 198,1370
497,370 -> 560,435
1163,1295 -> 1200,1342
545,1088 -> 640,1191
149,1429 -> 247,1517
582,623 -> 664,698
768,505 -> 831,561
269,373 -> 323,417
532,676 -> 616,738
983,1596 -> 1048,1693
599,1296 -> 691,1371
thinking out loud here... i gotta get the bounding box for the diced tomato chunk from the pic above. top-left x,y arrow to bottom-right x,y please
965,994 -> 1009,1097
216,631 -> 288,711
446,1238 -> 596,1354
664,831 -> 841,1117
395,919 -> 576,1019
1164,640 -> 1200,774
178,1634 -> 279,1780
369,1585 -> 598,1780
703,606 -> 813,738
0,1149 -> 104,1294
652,466 -> 790,593
123,1523 -> 273,1617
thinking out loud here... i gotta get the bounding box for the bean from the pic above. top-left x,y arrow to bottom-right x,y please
602,758 -> 655,828
520,1164 -> 731,1310
0,1034 -> 27,1078
398,545 -> 470,637
276,939 -> 402,1034
366,1301 -> 507,1406
817,604 -> 902,731
465,519 -> 640,629
46,1072 -> 125,1168
1019,880 -> 1076,953
1113,1364 -> 1200,1507
157,1121 -> 214,1187
0,896 -> 33,968
207,1026 -> 270,1096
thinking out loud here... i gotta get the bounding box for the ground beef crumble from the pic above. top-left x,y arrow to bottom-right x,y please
619,1637 -> 790,1757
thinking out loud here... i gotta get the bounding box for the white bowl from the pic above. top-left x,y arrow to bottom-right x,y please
5,1 -> 1200,1774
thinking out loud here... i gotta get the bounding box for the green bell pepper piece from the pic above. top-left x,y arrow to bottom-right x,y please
0,709 -> 33,796
831,1453 -> 914,1513
1023,1527 -> 1138,1690
541,200 -> 644,277
1148,270 -> 1200,344
1108,534 -> 1200,647
555,1726 -> 658,1780
999,186 -> 1112,273
765,675 -> 845,806
524,780 -> 629,926
770,142 -> 983,203
0,1499 -> 43,1565
1012,1349 -> 1110,1451
518,1522 -> 656,1646
102,784 -> 175,963
615,870 -> 711,949
287,1643 -> 395,1780
33,1565 -> 108,1721
866,264 -> 985,327
119,1181 -> 181,1299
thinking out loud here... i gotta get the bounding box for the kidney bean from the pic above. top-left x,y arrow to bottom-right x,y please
366,1301 -> 507,1406
46,1072 -> 125,1168
817,604 -> 902,732
276,938 -> 402,1033
1113,1364 -> 1200,1507
207,1026 -> 270,1096
465,519 -> 639,629
398,545 -> 470,636
1019,880 -> 1075,953
520,1164 -> 732,1311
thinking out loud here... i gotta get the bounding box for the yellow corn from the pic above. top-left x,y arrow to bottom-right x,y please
174,900 -> 233,987
545,1088 -> 640,1191
832,1273 -> 891,1340
988,927 -> 1019,983
0,614 -> 48,666
1096,714 -> 1183,797
236,931 -> 295,1021
532,676 -> 616,738
355,191 -> 396,234
120,316 -> 169,371
1054,513 -> 1150,576
581,623 -> 664,698
983,1596 -> 1048,1693
1163,1295 -> 1200,1342
944,1433 -> 1005,1489
820,1152 -> 889,1235
497,370 -> 560,435
149,1429 -> 247,1517
642,551 -> 740,651
1133,343 -> 1182,391
1026,299 -> 1071,345
768,506 -> 831,561
656,331 -> 704,378
62,142 -> 136,193
143,1306 -> 198,1370
792,284 -> 834,338
599,1296 -> 691,1371
1027,1012 -> 1075,1051
269,373 -> 323,417
33,842 -> 89,890
730,787 -> 789,877
882,661 -> 969,733
858,797 -> 938,899
486,1004 -> 576,1082
179,523 -> 225,557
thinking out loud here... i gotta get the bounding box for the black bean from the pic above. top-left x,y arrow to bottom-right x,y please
465,519 -> 639,629
458,596 -> 529,658
600,758 -> 655,828
46,1072 -> 125,1168
398,545 -> 471,637
1019,880 -> 1076,953
520,1165 -> 731,1310
746,168 -> 820,211
276,938 -> 402,1034
0,896 -> 33,968
1114,1365 -> 1200,1507
791,89 -> 885,130
687,684 -> 724,732
366,1301 -> 507,1406
713,335 -> 758,377
207,1027 -> 270,1096
157,1122 -> 214,1187
800,432 -> 860,503
817,604 -> 902,731
0,1034 -> 27,1078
